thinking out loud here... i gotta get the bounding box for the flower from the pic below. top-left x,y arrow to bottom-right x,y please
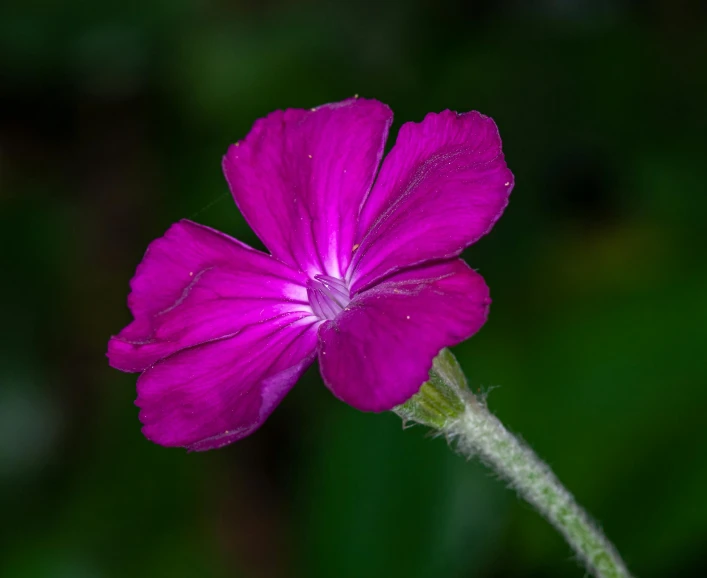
107,97 -> 514,451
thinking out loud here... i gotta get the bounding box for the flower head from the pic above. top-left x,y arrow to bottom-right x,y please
107,98 -> 514,451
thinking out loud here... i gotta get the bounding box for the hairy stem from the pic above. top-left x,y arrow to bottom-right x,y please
395,349 -> 632,578
450,394 -> 631,577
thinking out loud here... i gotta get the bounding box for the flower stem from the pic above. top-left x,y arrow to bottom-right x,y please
451,394 -> 631,577
395,350 -> 632,578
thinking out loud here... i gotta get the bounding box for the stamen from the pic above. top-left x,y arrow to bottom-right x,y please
307,275 -> 351,321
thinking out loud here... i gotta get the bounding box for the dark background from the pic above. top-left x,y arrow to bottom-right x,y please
2,1 -> 706,577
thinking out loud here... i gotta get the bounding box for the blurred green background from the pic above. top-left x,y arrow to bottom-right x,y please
2,1 -> 706,576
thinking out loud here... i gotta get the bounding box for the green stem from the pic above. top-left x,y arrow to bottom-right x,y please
451,395 -> 630,577
395,349 -> 632,578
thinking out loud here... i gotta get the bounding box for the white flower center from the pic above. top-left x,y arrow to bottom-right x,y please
306,274 -> 351,321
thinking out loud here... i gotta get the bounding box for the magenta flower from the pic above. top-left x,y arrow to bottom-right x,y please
107,98 -> 513,451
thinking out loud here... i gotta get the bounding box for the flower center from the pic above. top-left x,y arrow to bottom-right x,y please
306,274 -> 351,321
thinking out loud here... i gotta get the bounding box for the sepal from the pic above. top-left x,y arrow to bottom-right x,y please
393,348 -> 468,429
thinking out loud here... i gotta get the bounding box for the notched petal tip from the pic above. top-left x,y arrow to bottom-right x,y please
221,97 -> 393,276
350,107 -> 514,292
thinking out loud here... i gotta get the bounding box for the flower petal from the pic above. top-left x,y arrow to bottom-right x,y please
318,259 -> 490,412
108,219 -> 309,372
137,312 -> 319,451
222,97 -> 392,278
349,110 -> 513,293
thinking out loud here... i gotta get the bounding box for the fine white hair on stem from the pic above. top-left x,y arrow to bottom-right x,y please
394,349 -> 632,578
445,391 -> 631,578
